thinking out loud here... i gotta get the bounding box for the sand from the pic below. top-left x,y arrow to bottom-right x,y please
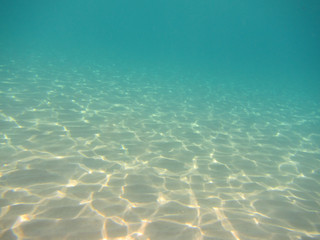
0,58 -> 319,240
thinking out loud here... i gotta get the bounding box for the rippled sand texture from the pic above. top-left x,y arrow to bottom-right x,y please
0,60 -> 320,240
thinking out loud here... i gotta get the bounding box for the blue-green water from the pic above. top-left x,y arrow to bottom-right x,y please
0,1 -> 320,240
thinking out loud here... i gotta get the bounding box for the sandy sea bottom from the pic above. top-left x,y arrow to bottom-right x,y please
0,58 -> 320,240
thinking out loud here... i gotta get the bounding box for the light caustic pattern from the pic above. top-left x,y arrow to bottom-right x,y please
0,60 -> 320,240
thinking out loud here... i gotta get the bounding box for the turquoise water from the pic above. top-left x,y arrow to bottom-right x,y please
1,1 -> 320,240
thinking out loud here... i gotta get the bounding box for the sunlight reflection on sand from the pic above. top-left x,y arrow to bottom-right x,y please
0,59 -> 320,240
